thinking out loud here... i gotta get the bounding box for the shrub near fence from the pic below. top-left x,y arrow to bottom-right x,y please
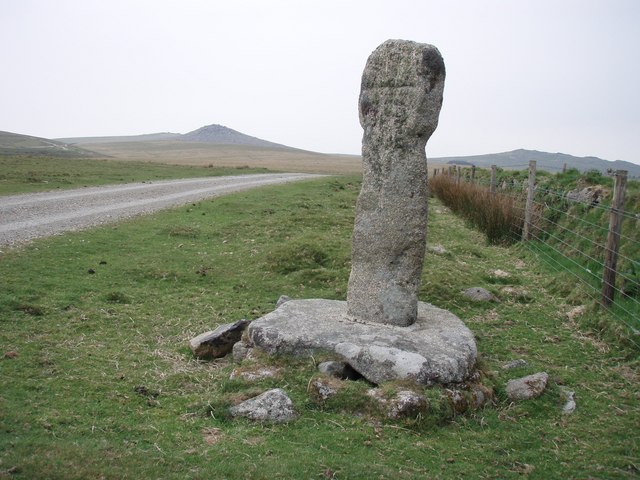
430,165 -> 639,347
428,174 -> 527,245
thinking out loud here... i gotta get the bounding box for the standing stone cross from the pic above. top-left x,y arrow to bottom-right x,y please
347,39 -> 446,326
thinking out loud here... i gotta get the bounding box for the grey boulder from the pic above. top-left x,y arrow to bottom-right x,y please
229,366 -> 280,382
502,359 -> 528,370
229,388 -> 295,423
505,372 -> 549,401
232,341 -> 254,364
368,389 -> 428,419
310,377 -> 341,402
190,320 -> 248,359
566,185 -> 607,205
560,387 -> 576,415
248,299 -> 477,386
462,287 -> 497,302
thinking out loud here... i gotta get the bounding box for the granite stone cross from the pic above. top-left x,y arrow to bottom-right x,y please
347,39 -> 446,326
248,41 -> 476,386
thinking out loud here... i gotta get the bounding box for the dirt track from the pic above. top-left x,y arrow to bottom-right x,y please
0,173 -> 322,247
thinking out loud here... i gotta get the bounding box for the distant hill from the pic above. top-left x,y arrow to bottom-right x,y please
0,131 -> 103,157
2,124 -> 360,174
181,124 -> 294,149
12,125 -> 638,178
58,124 -> 296,150
433,149 -> 640,177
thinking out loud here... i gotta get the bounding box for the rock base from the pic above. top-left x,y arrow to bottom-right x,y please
248,299 -> 477,386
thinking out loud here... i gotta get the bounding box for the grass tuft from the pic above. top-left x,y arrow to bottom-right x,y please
14,303 -> 45,316
105,291 -> 132,304
267,239 -> 330,274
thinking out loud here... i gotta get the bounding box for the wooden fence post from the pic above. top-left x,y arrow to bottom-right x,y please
522,160 -> 536,241
601,170 -> 628,307
471,165 -> 476,184
456,166 -> 461,185
490,165 -> 497,194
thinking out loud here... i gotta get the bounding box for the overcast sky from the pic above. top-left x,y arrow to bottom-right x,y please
1,0 -> 639,164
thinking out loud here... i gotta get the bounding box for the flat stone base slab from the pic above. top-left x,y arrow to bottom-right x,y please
248,299 -> 477,385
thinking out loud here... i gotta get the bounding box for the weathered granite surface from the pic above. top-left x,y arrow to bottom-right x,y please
231,40 -> 476,388
347,39 -> 445,326
248,299 -> 476,385
368,388 -> 428,419
505,372 -> 549,401
229,388 -> 295,423
189,320 -> 248,359
462,287 -> 497,302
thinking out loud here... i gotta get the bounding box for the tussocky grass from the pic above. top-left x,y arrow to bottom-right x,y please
0,176 -> 638,479
0,155 -> 273,195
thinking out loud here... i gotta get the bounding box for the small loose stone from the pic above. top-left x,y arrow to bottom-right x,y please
229,388 -> 295,423
309,378 -> 340,401
275,295 -> 291,308
560,388 -> 576,415
229,367 -> 279,382
462,287 -> 497,302
502,359 -> 528,370
189,320 -> 248,359
506,372 -> 548,401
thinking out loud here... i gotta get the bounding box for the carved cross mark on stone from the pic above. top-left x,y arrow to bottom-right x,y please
347,39 -> 446,326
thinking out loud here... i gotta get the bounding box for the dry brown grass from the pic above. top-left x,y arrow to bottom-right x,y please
83,140 -> 449,175
429,174 -> 525,244
84,140 -> 362,174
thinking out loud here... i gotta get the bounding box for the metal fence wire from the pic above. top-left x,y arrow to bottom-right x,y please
431,164 -> 639,346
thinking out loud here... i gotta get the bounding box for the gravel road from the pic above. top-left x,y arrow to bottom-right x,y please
0,173 -> 323,247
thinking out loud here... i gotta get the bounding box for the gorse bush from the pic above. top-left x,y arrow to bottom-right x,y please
429,174 -> 524,245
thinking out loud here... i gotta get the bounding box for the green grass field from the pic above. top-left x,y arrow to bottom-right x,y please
0,156 -> 272,195
0,174 -> 638,479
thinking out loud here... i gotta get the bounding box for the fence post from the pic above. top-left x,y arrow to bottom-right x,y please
456,166 -> 461,185
562,163 -> 567,174
601,170 -> 628,307
490,165 -> 497,194
471,165 -> 476,184
522,160 -> 536,241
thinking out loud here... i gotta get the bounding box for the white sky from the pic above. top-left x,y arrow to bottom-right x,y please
1,0 -> 639,163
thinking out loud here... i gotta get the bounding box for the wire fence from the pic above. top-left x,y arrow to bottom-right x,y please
431,164 -> 639,346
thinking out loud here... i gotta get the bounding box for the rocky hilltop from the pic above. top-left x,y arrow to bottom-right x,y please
57,124 -> 295,150
180,124 -> 291,149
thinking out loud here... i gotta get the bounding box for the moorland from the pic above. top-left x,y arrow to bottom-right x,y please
0,129 -> 637,479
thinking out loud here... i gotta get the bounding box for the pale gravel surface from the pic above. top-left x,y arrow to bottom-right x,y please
0,173 -> 323,247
